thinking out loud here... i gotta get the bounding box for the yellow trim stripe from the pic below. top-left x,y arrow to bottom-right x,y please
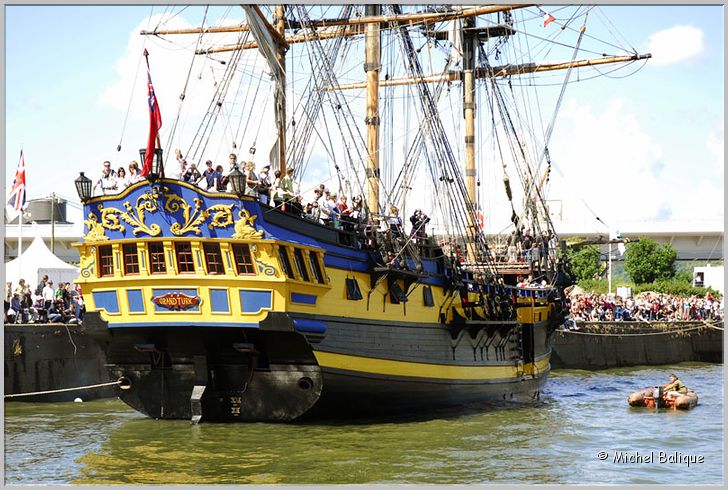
313,351 -> 550,380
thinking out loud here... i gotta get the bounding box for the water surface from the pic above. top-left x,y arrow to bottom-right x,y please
4,363 -> 723,484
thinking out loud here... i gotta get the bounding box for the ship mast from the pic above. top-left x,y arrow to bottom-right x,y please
364,4 -> 381,215
275,5 -> 287,175
462,16 -> 478,261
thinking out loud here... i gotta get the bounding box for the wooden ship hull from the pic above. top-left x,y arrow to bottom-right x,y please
79,181 -> 563,422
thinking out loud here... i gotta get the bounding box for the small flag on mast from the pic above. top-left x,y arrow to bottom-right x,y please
536,6 -> 556,27
141,49 -> 162,177
475,205 -> 486,232
543,12 -> 555,27
6,149 -> 27,220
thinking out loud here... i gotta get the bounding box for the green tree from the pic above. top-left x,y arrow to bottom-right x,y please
567,245 -> 602,281
624,237 -> 677,284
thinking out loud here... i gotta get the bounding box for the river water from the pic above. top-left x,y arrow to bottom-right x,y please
3,362 -> 723,485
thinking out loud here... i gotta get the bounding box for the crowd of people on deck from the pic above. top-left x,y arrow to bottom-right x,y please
566,291 -> 724,323
504,228 -> 560,265
4,275 -> 85,325
91,152 -> 432,240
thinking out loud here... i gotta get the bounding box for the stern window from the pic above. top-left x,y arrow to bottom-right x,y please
175,242 -> 195,273
278,247 -> 295,279
232,243 -> 255,275
309,251 -> 325,284
203,242 -> 224,275
99,245 -> 113,277
122,243 -> 139,275
148,242 -> 166,274
293,248 -> 310,282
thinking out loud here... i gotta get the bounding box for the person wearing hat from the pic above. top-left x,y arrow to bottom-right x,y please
199,160 -> 217,190
92,160 -> 118,196
663,373 -> 688,395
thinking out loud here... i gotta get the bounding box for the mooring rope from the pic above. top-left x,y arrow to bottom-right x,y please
4,379 -> 123,400
703,321 -> 724,331
559,324 -> 715,337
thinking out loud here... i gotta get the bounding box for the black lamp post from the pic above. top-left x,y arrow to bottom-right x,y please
227,167 -> 246,198
75,172 -> 93,202
139,148 -> 164,182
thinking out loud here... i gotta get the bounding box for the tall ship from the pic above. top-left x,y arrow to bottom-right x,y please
74,5 -> 650,422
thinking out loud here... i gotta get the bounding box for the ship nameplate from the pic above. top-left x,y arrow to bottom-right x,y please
151,290 -> 202,312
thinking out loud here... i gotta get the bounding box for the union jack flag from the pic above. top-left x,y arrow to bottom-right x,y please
6,149 -> 26,219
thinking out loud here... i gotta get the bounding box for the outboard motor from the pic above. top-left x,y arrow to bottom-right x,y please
652,386 -> 665,408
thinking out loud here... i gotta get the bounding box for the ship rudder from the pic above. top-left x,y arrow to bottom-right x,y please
86,313 -> 324,422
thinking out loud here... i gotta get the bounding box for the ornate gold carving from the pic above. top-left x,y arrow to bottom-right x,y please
79,247 -> 96,279
90,187 -> 235,238
83,213 -> 109,242
98,192 -> 161,237
232,209 -> 264,239
163,187 -> 234,236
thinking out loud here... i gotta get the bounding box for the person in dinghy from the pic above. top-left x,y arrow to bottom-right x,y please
663,373 -> 689,399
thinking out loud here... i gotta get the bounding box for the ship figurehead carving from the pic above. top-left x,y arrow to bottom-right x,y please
232,209 -> 264,239
83,213 -> 109,242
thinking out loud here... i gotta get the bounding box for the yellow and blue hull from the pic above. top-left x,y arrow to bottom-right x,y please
77,180 -> 562,422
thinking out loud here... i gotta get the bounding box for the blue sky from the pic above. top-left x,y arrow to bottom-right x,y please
4,5 -> 724,232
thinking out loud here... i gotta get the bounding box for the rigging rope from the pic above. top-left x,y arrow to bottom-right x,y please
4,379 -> 123,399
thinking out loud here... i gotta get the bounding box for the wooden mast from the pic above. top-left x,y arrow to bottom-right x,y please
462,17 -> 478,261
365,4 -> 381,215
275,5 -> 287,175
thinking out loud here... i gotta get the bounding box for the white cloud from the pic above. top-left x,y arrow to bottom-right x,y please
99,14 -> 277,167
542,97 -> 668,227
646,25 -> 705,66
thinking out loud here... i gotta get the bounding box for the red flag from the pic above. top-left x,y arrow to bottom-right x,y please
543,12 -> 555,27
141,49 -> 162,177
475,206 -> 485,231
6,150 -> 27,218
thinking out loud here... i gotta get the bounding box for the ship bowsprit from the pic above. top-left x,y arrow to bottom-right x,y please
85,312 -> 324,422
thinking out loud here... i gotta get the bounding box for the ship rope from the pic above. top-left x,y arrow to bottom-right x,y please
292,5 -> 374,207
516,13 -> 589,242
559,324 -> 716,337
185,27 -> 251,163
163,5 -> 209,158
4,379 -> 124,400
389,5 -> 499,280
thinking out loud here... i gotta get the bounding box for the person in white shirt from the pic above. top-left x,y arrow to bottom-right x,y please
42,280 -> 55,311
168,149 -> 186,180
93,161 -> 118,196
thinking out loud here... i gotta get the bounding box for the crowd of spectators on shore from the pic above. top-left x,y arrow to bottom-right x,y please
4,275 -> 85,325
567,291 -> 724,323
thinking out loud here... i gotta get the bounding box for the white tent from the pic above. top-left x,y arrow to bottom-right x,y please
5,235 -> 79,289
